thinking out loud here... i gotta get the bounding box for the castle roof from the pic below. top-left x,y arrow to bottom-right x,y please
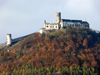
62,19 -> 89,24
62,19 -> 82,22
82,21 -> 89,24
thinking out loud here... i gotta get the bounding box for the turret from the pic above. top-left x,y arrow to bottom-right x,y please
56,12 -> 61,23
44,20 -> 46,28
7,34 -> 12,46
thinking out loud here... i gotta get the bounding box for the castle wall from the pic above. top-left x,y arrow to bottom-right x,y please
11,33 -> 34,44
40,28 -> 45,34
61,21 -> 83,28
82,24 -> 89,28
12,35 -> 28,44
44,23 -> 60,30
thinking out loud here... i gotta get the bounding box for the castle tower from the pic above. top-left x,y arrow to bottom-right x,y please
60,19 -> 64,28
7,34 -> 12,46
56,12 -> 61,23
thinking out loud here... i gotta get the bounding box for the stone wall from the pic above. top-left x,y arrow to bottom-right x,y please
44,23 -> 60,30
11,33 -> 34,44
62,21 -> 89,28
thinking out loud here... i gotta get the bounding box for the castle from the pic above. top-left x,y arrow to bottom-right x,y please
40,12 -> 89,34
6,12 -> 89,46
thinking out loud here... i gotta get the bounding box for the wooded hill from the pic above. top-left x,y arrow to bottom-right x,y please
0,27 -> 100,75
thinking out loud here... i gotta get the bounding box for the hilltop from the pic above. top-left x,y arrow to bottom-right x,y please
0,27 -> 100,75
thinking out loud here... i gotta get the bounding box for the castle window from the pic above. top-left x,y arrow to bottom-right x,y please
50,26 -> 52,28
50,26 -> 54,28
56,26 -> 57,28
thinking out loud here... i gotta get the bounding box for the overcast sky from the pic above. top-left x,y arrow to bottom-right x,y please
0,0 -> 100,44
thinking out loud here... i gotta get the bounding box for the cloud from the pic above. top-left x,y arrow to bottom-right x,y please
66,0 -> 94,12
93,0 -> 100,15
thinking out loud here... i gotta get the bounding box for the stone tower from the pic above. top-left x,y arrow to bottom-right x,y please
56,12 -> 61,23
7,34 -> 12,46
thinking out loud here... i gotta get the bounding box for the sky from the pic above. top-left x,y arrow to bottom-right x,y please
0,0 -> 100,44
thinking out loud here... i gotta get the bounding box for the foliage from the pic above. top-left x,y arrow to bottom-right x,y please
0,27 -> 100,74
0,65 -> 98,75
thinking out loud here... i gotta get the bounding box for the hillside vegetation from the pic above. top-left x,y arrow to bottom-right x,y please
0,27 -> 100,75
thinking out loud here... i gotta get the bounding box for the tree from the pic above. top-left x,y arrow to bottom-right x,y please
83,39 -> 88,48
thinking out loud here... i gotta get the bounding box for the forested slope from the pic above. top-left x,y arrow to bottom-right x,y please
0,27 -> 100,75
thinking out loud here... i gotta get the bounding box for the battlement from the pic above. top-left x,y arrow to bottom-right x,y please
45,23 -> 58,25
